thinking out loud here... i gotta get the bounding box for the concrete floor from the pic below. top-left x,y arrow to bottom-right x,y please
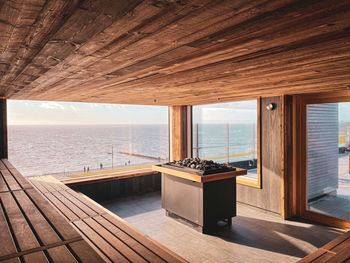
102,192 -> 344,263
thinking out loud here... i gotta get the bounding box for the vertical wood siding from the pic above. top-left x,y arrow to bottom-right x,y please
237,97 -> 281,214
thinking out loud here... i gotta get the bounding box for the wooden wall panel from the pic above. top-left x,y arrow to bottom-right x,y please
0,99 -> 7,159
170,106 -> 189,161
237,97 -> 282,214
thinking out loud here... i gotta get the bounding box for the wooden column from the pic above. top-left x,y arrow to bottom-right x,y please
0,98 -> 7,159
169,106 -> 191,161
281,95 -> 293,219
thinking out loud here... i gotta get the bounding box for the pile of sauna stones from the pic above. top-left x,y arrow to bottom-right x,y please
168,157 -> 234,172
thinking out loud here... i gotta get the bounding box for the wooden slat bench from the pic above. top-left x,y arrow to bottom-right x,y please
0,159 -> 104,263
29,175 -> 188,263
298,230 -> 350,263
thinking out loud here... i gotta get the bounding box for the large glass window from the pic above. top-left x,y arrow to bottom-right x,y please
192,99 -> 260,186
7,100 -> 169,179
307,102 -> 350,221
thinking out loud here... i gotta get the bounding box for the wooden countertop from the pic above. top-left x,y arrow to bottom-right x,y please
152,164 -> 247,183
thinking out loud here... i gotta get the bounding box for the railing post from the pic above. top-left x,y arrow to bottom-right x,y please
251,123 -> 256,161
347,126 -> 350,174
194,123 -> 199,158
0,98 -> 7,159
226,123 -> 229,164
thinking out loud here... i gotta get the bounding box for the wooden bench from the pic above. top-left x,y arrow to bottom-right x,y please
63,169 -> 158,187
298,230 -> 350,263
29,175 -> 188,263
0,159 -> 104,263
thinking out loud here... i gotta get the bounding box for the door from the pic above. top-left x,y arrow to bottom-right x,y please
296,93 -> 350,228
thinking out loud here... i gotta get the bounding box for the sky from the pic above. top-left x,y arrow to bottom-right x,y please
7,100 -> 168,125
8,100 -> 350,126
193,100 -> 257,124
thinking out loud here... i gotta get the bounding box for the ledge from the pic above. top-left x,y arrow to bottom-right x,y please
63,169 -> 158,186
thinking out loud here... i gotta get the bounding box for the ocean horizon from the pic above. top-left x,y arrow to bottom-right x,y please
8,123 -> 258,177
8,124 -> 169,177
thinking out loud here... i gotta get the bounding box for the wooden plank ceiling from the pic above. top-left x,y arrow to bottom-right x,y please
0,0 -> 350,105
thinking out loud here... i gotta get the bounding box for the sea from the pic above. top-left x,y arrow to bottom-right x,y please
8,124 -> 169,177
8,124 -> 257,177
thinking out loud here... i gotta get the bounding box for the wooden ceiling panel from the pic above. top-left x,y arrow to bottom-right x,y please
0,0 -> 350,105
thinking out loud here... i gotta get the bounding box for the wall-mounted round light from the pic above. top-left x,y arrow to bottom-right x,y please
266,103 -> 275,111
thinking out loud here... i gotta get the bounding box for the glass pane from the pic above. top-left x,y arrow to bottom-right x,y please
307,102 -> 350,220
7,100 -> 169,178
192,100 -> 258,180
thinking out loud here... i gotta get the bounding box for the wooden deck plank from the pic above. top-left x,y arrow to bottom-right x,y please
331,237 -> 350,254
0,161 -> 7,171
73,239 -> 113,263
79,191 -> 187,263
8,168 -> 33,190
0,192 -> 40,252
46,245 -> 78,263
0,203 -> 18,257
68,240 -> 107,263
83,217 -> 148,263
36,176 -> 66,192
299,231 -> 350,263
44,177 -> 70,192
25,188 -> 82,241
94,215 -> 165,263
29,179 -> 49,194
70,190 -> 106,215
35,178 -> 57,193
102,213 -> 185,263
22,251 -> 49,263
62,190 -> 99,218
1,170 -> 21,191
297,249 -> 329,263
1,258 -> 21,263
0,161 -> 106,263
29,173 -> 187,263
1,160 -> 14,170
31,176 -> 104,215
324,246 -> 350,263
13,190 -> 61,245
73,220 -> 129,263
323,231 -> 350,250
0,173 -> 9,192
312,253 -> 335,263
51,190 -> 89,219
43,192 -> 80,222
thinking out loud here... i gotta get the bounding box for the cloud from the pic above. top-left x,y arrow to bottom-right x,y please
69,105 -> 78,112
114,104 -> 126,110
40,102 -> 65,110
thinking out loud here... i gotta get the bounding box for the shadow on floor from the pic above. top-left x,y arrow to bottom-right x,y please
213,215 -> 342,258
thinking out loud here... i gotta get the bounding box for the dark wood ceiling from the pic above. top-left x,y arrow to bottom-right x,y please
1,0 -> 350,105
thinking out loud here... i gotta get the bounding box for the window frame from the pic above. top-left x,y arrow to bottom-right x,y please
295,91 -> 350,229
190,98 -> 261,188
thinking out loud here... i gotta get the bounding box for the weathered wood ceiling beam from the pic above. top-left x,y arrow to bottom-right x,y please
0,0 -> 349,105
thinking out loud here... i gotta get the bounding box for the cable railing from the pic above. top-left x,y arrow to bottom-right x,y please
193,123 -> 257,164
